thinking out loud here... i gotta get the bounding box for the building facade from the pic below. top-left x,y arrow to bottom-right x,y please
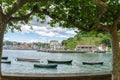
49,40 -> 62,50
75,45 -> 97,52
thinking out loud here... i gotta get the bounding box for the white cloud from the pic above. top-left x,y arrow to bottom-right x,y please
4,37 -> 9,41
65,30 -> 77,35
28,39 -> 45,43
32,25 -> 48,32
57,35 -> 69,39
15,25 -> 32,33
35,31 -> 57,37
12,16 -> 77,42
19,24 -> 76,39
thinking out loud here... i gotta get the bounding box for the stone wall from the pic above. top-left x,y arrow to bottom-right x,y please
1,72 -> 112,80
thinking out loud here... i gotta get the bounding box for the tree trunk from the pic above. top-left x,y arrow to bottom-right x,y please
0,23 -> 6,80
109,26 -> 120,80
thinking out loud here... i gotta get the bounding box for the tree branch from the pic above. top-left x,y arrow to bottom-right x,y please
43,9 -> 91,31
113,8 -> 120,27
6,0 -> 26,17
33,5 -> 90,32
6,0 -> 48,17
24,0 -> 48,2
0,6 -> 6,22
9,12 -> 32,22
0,6 -> 3,15
92,0 -> 108,29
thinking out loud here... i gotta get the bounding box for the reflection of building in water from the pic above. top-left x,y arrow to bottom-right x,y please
75,45 -> 97,52
49,40 -> 63,50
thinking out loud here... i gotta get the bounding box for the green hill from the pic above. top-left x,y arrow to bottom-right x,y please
62,32 -> 112,50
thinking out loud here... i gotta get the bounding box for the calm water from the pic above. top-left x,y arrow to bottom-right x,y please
2,50 -> 112,74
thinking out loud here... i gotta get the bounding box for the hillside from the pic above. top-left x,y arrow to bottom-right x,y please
62,32 -> 111,50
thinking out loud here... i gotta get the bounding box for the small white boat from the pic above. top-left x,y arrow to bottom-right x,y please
1,60 -> 11,64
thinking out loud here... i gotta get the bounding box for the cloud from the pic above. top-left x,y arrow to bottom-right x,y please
65,30 -> 77,35
28,39 -> 45,43
18,24 -> 76,39
35,31 -> 57,37
4,37 -> 9,41
11,16 -> 77,42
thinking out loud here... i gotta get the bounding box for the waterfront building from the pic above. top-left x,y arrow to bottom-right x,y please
97,44 -> 108,51
49,40 -> 62,50
7,42 -> 38,50
75,45 -> 97,52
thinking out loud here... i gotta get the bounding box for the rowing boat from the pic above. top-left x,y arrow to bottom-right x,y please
16,58 -> 40,62
1,60 -> 11,64
2,57 -> 8,59
82,61 -> 103,65
34,64 -> 57,68
47,59 -> 72,64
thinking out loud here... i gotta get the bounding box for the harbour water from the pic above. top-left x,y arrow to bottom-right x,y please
2,50 -> 112,74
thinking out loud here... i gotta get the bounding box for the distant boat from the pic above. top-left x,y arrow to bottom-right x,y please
47,59 -> 72,64
82,61 -> 103,65
34,64 -> 57,68
1,60 -> 11,64
94,51 -> 106,53
16,58 -> 40,62
2,57 -> 8,59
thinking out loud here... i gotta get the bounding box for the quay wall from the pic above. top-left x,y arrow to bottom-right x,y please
2,72 -> 112,80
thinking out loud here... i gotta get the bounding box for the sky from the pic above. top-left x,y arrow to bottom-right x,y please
4,16 -> 77,43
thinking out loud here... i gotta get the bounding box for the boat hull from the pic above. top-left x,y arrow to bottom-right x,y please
1,60 -> 11,64
2,57 -> 8,60
34,64 -> 57,68
82,62 -> 103,65
16,58 -> 40,62
47,60 -> 72,64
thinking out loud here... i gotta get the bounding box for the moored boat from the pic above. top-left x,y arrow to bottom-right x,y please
47,59 -> 72,64
1,60 -> 11,64
2,56 -> 8,59
34,64 -> 57,68
82,61 -> 103,65
16,58 -> 40,62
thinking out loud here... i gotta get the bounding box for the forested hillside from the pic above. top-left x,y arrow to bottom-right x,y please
62,31 -> 120,50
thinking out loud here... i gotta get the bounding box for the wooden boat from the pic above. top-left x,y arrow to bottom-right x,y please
47,59 -> 72,64
94,51 -> 106,53
1,60 -> 11,64
16,58 -> 40,62
82,61 -> 103,65
2,56 -> 8,59
34,64 -> 57,68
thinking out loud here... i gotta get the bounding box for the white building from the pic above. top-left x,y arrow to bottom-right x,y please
97,44 -> 108,51
75,45 -> 97,52
49,40 -> 62,50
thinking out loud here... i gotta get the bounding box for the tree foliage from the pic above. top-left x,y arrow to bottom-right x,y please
62,37 -> 77,50
1,0 -> 120,32
1,0 -> 120,80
